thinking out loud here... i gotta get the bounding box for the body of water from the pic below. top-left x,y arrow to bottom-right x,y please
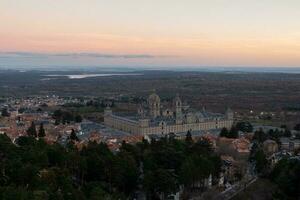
45,73 -> 143,79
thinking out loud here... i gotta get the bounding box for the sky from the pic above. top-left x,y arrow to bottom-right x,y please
1,0 -> 300,68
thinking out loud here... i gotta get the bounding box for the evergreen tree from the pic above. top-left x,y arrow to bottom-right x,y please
144,168 -> 178,199
220,127 -> 229,137
75,115 -> 83,123
254,149 -> 268,174
38,123 -> 46,138
0,129 -> 226,199
191,138 -> 213,155
70,129 -> 79,141
185,130 -> 193,145
294,123 -> 300,131
236,121 -> 253,133
280,124 -> 287,129
1,108 -> 10,117
26,122 -> 37,138
253,128 -> 268,143
220,126 -> 239,138
283,129 -> 291,137
271,158 -> 300,199
52,109 -> 63,120
229,126 -> 239,138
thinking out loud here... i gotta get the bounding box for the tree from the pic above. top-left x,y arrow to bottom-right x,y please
0,130 -> 224,199
191,138 -> 213,155
253,128 -> 268,143
249,142 -> 259,162
1,108 -> 10,117
220,127 -> 229,137
111,101 -> 115,107
16,136 -> 36,146
52,109 -> 63,120
236,121 -> 253,133
219,126 -> 238,138
268,129 -> 275,139
295,133 -> 300,139
280,124 -> 287,129
294,123 -> 300,131
113,152 -> 139,195
75,115 -> 83,123
228,126 -> 239,138
283,129 -> 291,137
0,187 -> 32,200
38,123 -> 46,138
180,158 -> 197,188
254,149 -> 268,174
27,122 -> 37,138
271,158 -> 300,199
180,154 -> 218,191
70,129 -> 79,142
185,130 -> 193,145
144,168 -> 178,199
87,185 -> 114,200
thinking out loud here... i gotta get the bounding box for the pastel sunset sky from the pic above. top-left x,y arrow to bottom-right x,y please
1,0 -> 300,68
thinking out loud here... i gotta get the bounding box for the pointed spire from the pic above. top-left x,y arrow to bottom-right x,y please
225,107 -> 234,120
104,105 -> 112,116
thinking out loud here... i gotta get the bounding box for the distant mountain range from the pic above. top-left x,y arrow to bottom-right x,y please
0,66 -> 300,74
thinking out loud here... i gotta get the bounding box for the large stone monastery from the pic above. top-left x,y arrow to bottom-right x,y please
104,92 -> 233,136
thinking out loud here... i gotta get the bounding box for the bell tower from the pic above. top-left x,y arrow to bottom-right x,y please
174,93 -> 182,117
174,94 -> 183,124
225,108 -> 234,120
148,91 -> 161,118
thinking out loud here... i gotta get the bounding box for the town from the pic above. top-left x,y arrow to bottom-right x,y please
1,89 -> 299,199
1,0 -> 300,199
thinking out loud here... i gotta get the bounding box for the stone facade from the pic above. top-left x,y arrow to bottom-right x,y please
263,139 -> 279,155
104,92 -> 234,136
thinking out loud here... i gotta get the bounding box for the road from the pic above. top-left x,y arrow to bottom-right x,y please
213,177 -> 258,200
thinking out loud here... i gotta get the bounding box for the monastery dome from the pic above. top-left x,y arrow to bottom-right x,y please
173,93 -> 182,105
148,92 -> 160,103
174,93 -> 181,102
195,112 -> 205,119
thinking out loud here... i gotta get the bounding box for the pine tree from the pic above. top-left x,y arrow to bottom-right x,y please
1,108 -> 10,117
229,126 -> 239,138
27,122 -> 37,138
185,130 -> 193,145
38,123 -> 46,138
220,127 -> 229,137
75,115 -> 82,123
70,129 -> 79,141
294,124 -> 300,131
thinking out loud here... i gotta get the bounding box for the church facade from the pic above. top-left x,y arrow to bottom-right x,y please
104,92 -> 234,136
